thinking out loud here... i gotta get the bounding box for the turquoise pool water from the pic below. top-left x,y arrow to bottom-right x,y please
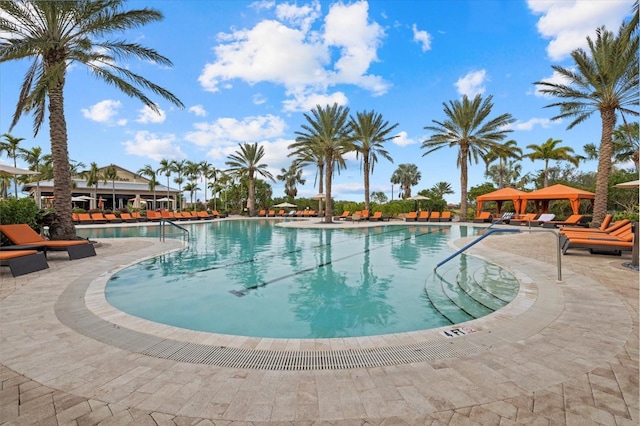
78,220 -> 519,339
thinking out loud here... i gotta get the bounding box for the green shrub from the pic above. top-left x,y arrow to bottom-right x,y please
0,198 -> 40,228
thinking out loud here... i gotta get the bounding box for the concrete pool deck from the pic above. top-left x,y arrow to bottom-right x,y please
0,218 -> 637,425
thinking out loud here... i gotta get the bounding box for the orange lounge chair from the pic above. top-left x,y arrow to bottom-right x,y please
508,213 -> 538,225
145,211 -> 161,221
277,209 -> 285,217
119,213 -> 137,223
160,210 -> 176,219
197,211 -> 212,219
90,212 -> 108,224
542,214 -> 584,228
429,211 -> 441,222
560,214 -> 613,232
440,211 -> 452,222
560,222 -> 633,241
0,224 -> 96,260
267,210 -> 275,217
561,226 -> 634,255
72,213 -> 80,224
369,211 -> 389,221
0,249 -> 49,276
335,211 -> 350,220
360,210 -> 370,220
131,211 -> 147,222
560,218 -> 629,236
417,211 -> 430,222
473,211 -> 493,223
104,213 -> 122,223
77,213 -> 93,224
257,209 -> 267,217
405,211 -> 418,222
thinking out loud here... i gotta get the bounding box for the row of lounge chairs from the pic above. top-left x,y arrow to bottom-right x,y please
404,211 -> 452,222
334,210 -> 390,221
0,223 -> 96,276
479,212 -> 589,228
560,216 -> 634,255
73,210 -> 221,224
259,209 -> 317,217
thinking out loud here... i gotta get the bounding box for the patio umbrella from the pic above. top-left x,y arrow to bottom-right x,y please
407,194 -> 430,211
310,194 -> 325,215
614,180 -> 640,189
273,202 -> 297,208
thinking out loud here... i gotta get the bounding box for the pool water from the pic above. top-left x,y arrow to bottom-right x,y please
79,220 -> 519,339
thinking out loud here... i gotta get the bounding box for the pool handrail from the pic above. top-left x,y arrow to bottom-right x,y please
160,218 -> 189,242
435,228 -> 520,271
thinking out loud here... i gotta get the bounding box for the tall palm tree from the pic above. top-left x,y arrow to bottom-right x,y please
157,159 -> 173,210
422,94 -> 515,221
534,13 -> 638,226
172,159 -> 186,211
225,142 -> 274,216
349,110 -> 398,211
276,162 -> 306,200
483,139 -> 523,188
102,165 -> 118,210
82,162 -> 101,209
137,164 -> 158,210
526,138 -> 580,187
0,1 -> 183,239
430,181 -> 454,199
293,104 -> 353,223
19,146 -> 45,207
199,161 -> 215,206
0,133 -> 26,197
183,182 -> 201,208
390,163 -> 421,199
583,122 -> 639,171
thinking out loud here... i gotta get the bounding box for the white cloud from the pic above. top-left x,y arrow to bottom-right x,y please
122,131 -> 186,162
455,70 -> 487,97
392,131 -> 417,147
198,0 -> 388,110
136,105 -> 166,124
81,100 -> 123,124
252,94 -> 267,105
527,0 -> 633,61
512,117 -> 555,131
281,90 -> 348,112
189,105 -> 207,117
412,24 -> 432,52
184,114 -> 287,155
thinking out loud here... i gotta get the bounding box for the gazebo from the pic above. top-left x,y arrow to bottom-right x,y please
523,184 -> 595,214
476,187 -> 528,215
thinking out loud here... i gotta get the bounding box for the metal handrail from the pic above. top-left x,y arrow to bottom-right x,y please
159,218 -> 189,243
435,228 -> 520,271
435,226 -> 563,282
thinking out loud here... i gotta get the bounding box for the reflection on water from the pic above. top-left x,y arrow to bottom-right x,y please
100,221 -> 517,338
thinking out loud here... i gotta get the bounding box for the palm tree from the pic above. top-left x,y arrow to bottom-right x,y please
534,13 -> 638,227
102,165 -> 119,210
276,162 -> 306,200
172,160 -> 186,211
137,164 -> 158,210
390,164 -> 421,199
199,161 -> 215,207
0,133 -> 26,197
422,94 -> 515,221
484,139 -> 523,188
82,162 -> 100,210
289,136 -> 325,213
183,182 -> 201,208
485,160 -> 529,189
431,181 -> 454,199
157,159 -> 173,210
225,142 -> 274,216
526,138 -> 580,187
19,146 -> 45,207
0,1 -> 183,239
583,122 -> 639,171
349,110 -> 398,211
293,104 -> 353,223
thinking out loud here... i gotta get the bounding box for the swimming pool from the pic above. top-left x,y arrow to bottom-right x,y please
78,220 -> 519,339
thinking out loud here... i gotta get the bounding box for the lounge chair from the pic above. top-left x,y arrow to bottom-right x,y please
335,211 -> 350,220
360,210 -> 370,220
508,213 -> 538,226
440,211 -> 452,222
145,211 -> 162,221
77,213 -> 93,224
542,214 -> 584,228
267,210 -> 275,217
560,218 -> 629,236
428,211 -> 441,222
104,213 -> 122,223
0,249 -> 49,277
119,213 -> 137,223
211,210 -> 221,218
417,211 -> 430,222
561,224 -> 634,255
405,211 -> 418,222
277,209 -> 285,217
560,214 -> 613,231
369,211 -> 389,221
90,212 -> 108,224
560,222 -> 633,240
131,211 -> 147,222
529,213 -> 556,226
473,211 -> 493,223
0,224 -> 96,260
72,213 -> 80,224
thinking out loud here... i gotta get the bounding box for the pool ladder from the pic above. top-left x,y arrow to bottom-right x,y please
159,218 -> 189,243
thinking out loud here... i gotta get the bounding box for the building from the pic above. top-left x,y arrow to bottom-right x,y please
22,164 -> 181,211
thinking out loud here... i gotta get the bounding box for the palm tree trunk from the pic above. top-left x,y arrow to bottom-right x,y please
460,148 -> 469,222
593,109 -> 615,228
318,164 -> 324,215
364,159 -> 371,211
324,161 -> 333,223
248,172 -> 255,216
543,159 -> 549,187
48,77 -> 76,239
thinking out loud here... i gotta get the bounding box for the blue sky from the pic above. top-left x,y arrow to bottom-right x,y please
0,0 -> 635,203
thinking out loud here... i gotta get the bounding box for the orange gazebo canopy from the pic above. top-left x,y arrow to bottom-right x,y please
476,187 -> 528,215
523,184 -> 595,214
